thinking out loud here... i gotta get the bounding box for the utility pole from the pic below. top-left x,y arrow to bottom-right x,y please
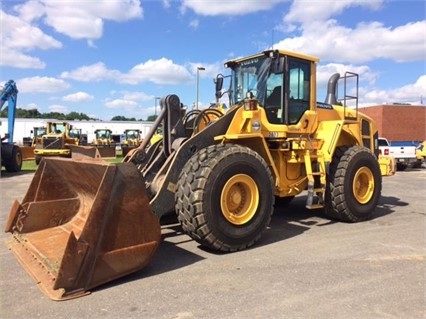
196,67 -> 205,110
154,97 -> 160,116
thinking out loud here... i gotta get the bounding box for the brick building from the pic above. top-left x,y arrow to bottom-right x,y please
358,104 -> 426,143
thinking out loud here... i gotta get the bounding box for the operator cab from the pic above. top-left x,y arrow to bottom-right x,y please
217,50 -> 318,125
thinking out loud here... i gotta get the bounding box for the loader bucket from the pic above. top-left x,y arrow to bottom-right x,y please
4,157 -> 161,301
67,144 -> 102,160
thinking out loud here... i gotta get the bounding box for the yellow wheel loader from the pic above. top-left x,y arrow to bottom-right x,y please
4,49 -> 395,300
121,129 -> 143,157
33,121 -> 94,164
90,128 -> 116,158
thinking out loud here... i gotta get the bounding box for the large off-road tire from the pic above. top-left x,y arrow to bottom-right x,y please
4,145 -> 22,172
324,146 -> 382,222
175,144 -> 275,252
275,196 -> 295,208
396,162 -> 407,171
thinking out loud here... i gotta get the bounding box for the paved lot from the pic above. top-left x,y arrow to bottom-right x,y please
0,167 -> 425,319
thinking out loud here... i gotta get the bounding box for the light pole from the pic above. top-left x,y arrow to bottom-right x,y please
196,67 -> 205,110
154,97 -> 160,116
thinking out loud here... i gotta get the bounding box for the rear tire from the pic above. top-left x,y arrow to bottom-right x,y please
396,162 -> 407,171
175,144 -> 274,252
324,146 -> 382,222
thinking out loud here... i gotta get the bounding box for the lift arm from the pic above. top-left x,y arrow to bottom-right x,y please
0,80 -> 18,143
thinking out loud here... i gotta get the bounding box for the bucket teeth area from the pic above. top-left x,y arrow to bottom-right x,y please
5,158 -> 161,300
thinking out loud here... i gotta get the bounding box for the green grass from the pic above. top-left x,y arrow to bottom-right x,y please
22,160 -> 38,171
20,156 -> 124,172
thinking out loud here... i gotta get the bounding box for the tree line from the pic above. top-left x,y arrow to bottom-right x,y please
0,107 -> 157,121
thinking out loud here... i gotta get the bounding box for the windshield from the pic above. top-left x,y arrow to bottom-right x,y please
225,53 -> 312,125
229,56 -> 271,106
97,130 -> 111,138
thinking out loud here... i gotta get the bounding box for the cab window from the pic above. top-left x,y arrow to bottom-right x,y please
288,59 -> 311,124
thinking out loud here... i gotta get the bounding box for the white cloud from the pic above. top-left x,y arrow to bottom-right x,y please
317,63 -> 378,87
20,103 -> 41,111
60,59 -> 194,85
62,92 -> 94,102
122,58 -> 193,85
275,1 -> 426,64
163,0 -> 171,9
0,9 -> 62,69
3,0 -> 142,69
283,0 -> 383,25
189,19 -> 199,29
275,20 -> 426,64
122,92 -> 154,102
181,0 -> 285,16
60,62 -> 121,82
363,75 -> 426,105
13,0 -> 143,40
48,104 -> 68,113
17,77 -> 70,93
1,49 -> 46,69
104,99 -> 138,110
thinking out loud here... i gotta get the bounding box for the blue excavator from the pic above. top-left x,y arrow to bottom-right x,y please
1,80 -> 22,172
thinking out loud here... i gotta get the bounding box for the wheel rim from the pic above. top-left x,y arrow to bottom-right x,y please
221,174 -> 259,225
353,167 -> 374,204
15,151 -> 23,166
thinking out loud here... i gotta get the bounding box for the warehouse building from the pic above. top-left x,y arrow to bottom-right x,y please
358,104 -> 425,143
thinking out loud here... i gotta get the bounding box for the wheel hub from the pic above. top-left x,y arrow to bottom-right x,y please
221,174 -> 259,225
353,166 -> 374,204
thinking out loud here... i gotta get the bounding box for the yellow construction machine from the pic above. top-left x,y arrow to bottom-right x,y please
90,128 -> 116,157
416,141 -> 426,162
20,126 -> 46,160
121,129 -> 143,156
4,49 -> 395,301
33,121 -> 89,164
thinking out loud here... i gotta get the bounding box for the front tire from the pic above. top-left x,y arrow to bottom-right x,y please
324,146 -> 382,222
175,144 -> 274,252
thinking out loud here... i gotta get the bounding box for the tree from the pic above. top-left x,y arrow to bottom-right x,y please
66,111 -> 91,121
111,115 -> 137,121
146,115 -> 158,121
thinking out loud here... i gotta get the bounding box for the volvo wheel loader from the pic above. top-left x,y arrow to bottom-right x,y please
34,121 -> 93,164
4,49 -> 395,301
121,129 -> 143,157
90,128 -> 116,158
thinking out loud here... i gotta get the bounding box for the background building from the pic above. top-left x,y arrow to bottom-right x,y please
359,104 -> 425,143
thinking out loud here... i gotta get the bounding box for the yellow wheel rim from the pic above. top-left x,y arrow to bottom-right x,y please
15,151 -> 22,167
221,174 -> 259,225
353,167 -> 374,204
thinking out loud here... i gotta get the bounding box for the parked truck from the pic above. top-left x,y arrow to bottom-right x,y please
5,49 -> 395,300
378,137 -> 418,170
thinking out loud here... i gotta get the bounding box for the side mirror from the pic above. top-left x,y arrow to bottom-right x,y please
272,57 -> 285,74
215,75 -> 224,100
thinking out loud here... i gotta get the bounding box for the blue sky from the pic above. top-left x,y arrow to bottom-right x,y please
1,0 -> 425,121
